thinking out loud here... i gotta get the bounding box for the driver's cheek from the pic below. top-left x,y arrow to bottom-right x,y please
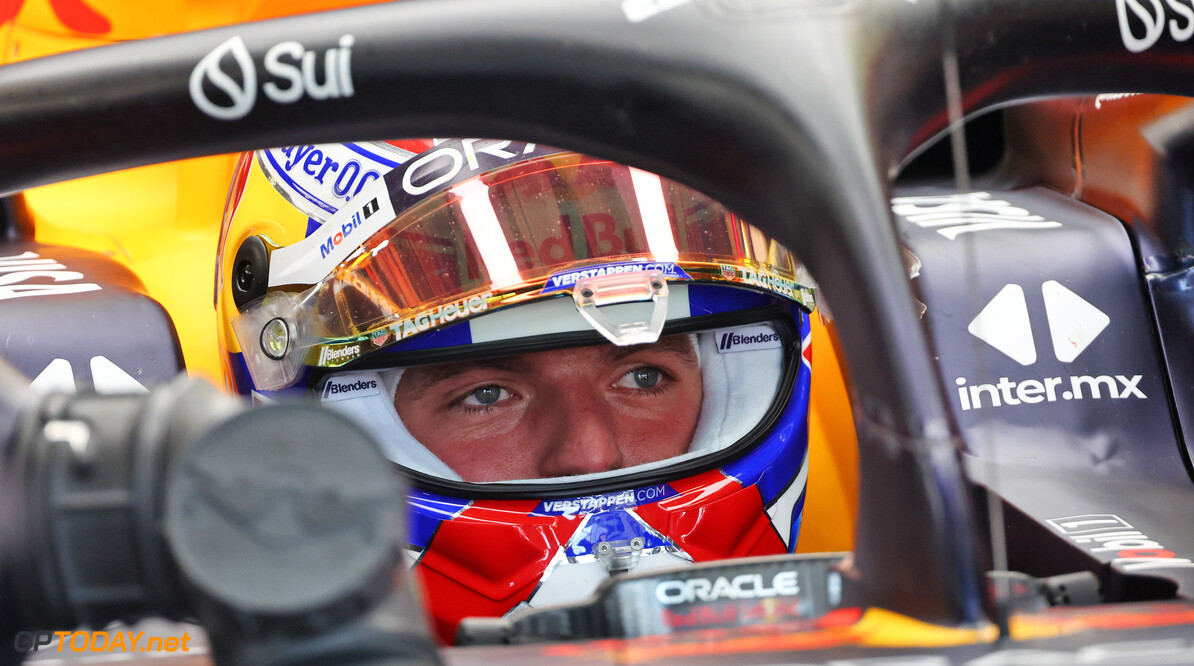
415,403 -> 539,481
608,388 -> 702,465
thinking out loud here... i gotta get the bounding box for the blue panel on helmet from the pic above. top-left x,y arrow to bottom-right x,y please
226,352 -> 253,394
687,283 -> 779,316
227,351 -> 312,400
304,216 -> 322,238
788,506 -> 804,554
380,319 -> 474,354
566,509 -> 671,558
407,488 -> 470,550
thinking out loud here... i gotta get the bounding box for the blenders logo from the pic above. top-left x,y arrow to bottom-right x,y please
716,325 -> 782,353
318,344 -> 359,366
1047,513 -> 1194,571
541,261 -> 690,294
319,197 -> 381,259
655,571 -> 800,605
321,376 -> 379,401
190,34 -> 355,120
1115,0 -> 1194,53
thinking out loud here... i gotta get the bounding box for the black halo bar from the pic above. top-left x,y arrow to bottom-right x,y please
0,0 -> 1187,628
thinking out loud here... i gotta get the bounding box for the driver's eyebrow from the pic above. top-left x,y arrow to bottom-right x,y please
403,336 -> 697,395
404,356 -> 531,394
598,335 -> 698,365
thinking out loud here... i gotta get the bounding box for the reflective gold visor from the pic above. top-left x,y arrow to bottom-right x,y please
237,146 -> 813,390
294,151 -> 810,342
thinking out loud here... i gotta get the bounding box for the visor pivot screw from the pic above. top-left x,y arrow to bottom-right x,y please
260,317 -> 290,360
630,537 -> 645,551
236,260 -> 255,292
596,542 -> 612,556
580,288 -> 594,300
231,235 -> 269,308
649,279 -> 663,291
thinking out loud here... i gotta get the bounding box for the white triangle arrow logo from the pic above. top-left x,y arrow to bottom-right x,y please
968,284 -> 1036,366
29,358 -> 76,393
90,355 -> 149,394
1042,280 -> 1110,363
28,356 -> 149,395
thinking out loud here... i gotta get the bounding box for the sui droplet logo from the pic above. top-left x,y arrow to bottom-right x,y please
190,34 -> 356,121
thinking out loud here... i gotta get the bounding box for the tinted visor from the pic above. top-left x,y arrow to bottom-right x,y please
237,146 -> 813,390
292,150 -> 810,341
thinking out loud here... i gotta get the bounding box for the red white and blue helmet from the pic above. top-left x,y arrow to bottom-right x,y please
215,139 -> 815,643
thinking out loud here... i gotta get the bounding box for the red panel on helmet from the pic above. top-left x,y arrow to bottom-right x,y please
654,469 -> 743,509
418,561 -> 540,643
641,483 -> 787,561
416,506 -> 584,643
418,514 -> 579,599
385,139 -> 438,155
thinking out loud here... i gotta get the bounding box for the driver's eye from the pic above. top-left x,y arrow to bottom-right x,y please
463,385 -> 507,406
620,367 -> 661,389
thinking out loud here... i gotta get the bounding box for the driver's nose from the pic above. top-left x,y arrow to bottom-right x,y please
537,389 -> 623,477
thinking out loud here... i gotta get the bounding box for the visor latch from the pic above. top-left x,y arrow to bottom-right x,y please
595,537 -> 646,573
573,270 -> 669,346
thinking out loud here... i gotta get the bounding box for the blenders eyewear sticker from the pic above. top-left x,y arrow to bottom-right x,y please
320,373 -> 382,402
715,325 -> 783,353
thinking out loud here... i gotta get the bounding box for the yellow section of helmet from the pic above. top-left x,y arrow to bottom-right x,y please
215,154 -> 312,367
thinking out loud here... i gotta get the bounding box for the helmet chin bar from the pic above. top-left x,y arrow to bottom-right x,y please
573,270 -> 669,346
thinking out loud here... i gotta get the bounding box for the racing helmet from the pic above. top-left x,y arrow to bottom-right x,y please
215,139 -> 816,643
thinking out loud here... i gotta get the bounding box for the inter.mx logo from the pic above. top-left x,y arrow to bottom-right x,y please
190,35 -> 355,120
956,281 -> 1145,411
